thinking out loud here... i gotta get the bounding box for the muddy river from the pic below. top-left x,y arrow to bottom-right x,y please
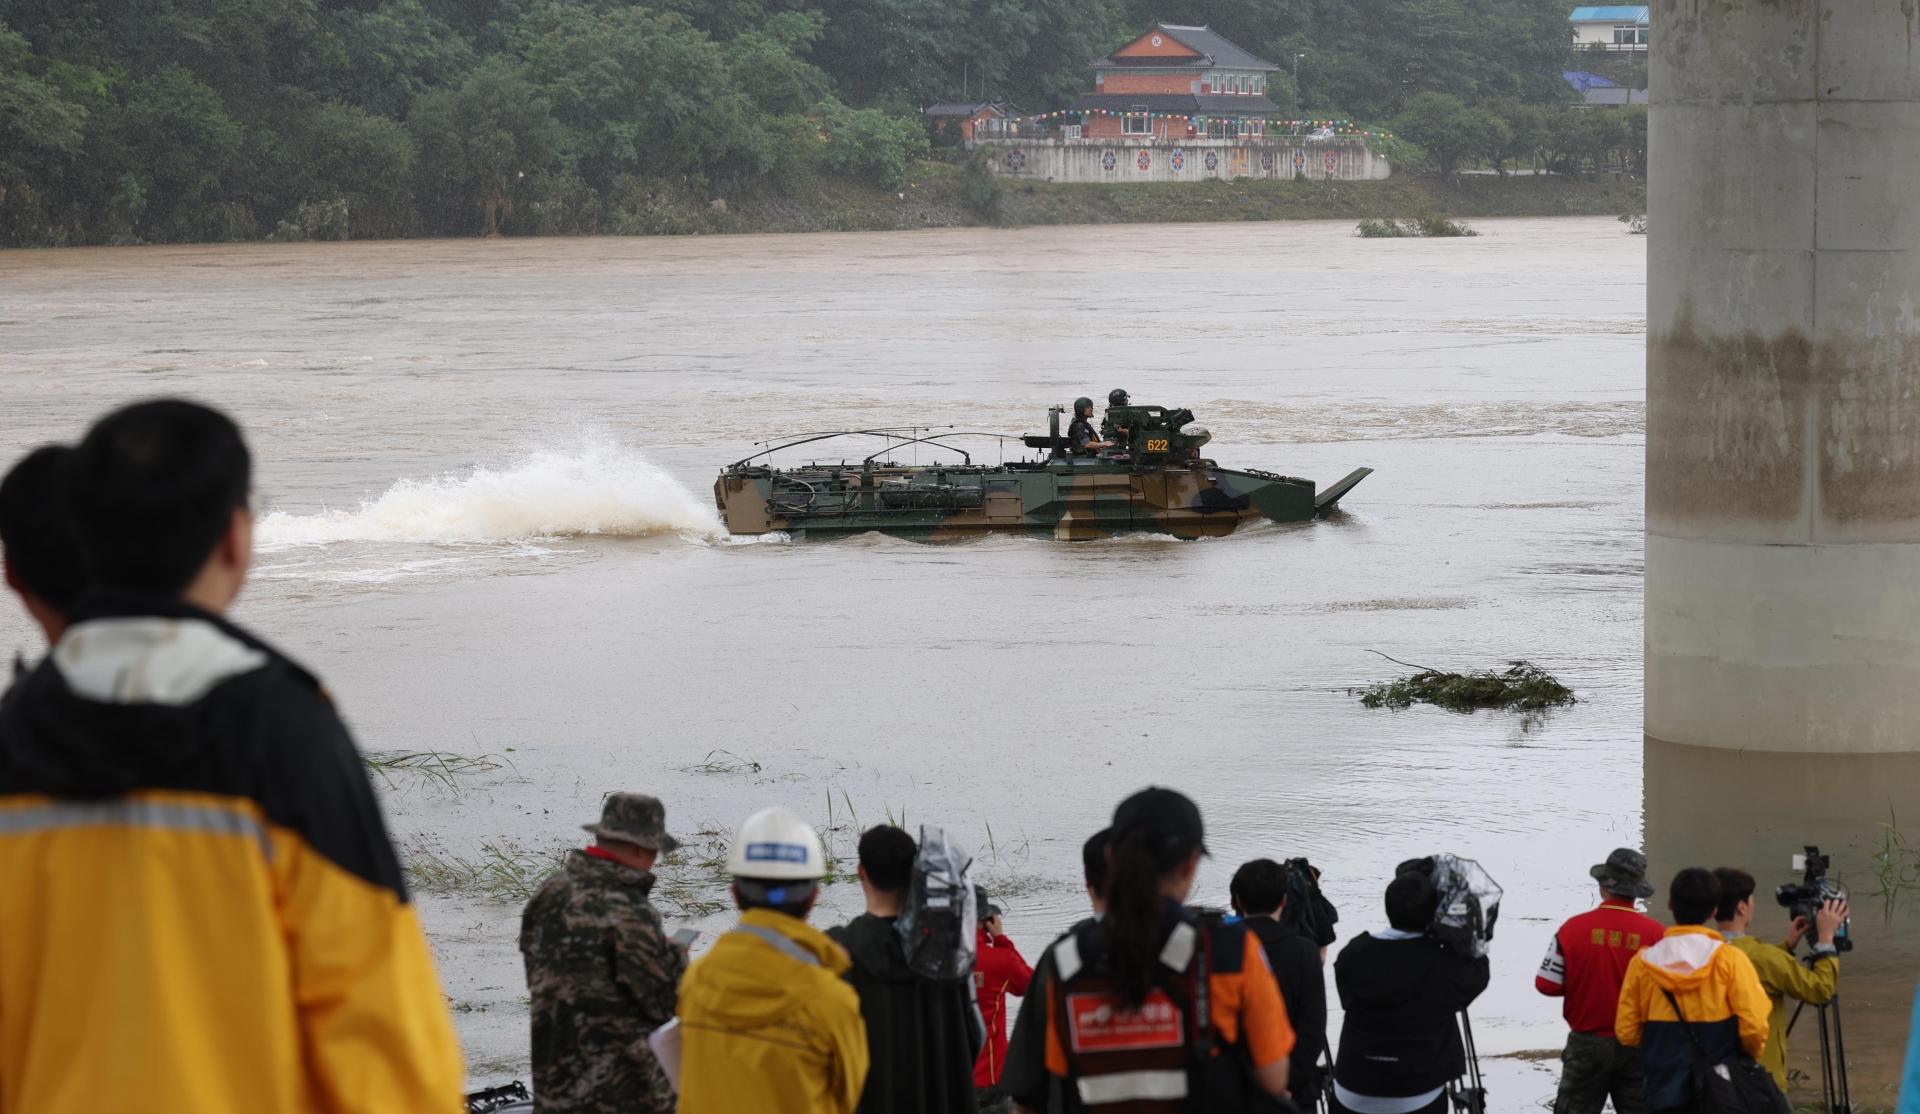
3,220 -> 1909,1109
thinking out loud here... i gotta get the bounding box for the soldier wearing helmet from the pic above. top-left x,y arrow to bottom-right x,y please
1101,388 -> 1134,449
674,807 -> 870,1114
1067,398 -> 1112,456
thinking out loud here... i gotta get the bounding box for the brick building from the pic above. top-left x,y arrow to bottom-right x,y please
922,99 -> 1022,140
1072,24 -> 1280,141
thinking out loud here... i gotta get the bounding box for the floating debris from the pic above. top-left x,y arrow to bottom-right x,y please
1353,657 -> 1575,712
1355,211 -> 1478,238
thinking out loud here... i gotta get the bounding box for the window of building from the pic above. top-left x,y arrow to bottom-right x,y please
1123,113 -> 1150,134
1612,24 -> 1637,43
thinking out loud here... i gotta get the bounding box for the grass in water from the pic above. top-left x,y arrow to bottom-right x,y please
1356,210 -> 1478,238
1870,807 -> 1920,918
1352,656 -> 1576,712
404,838 -> 565,901
363,750 -> 508,793
653,822 -> 737,919
679,749 -> 762,775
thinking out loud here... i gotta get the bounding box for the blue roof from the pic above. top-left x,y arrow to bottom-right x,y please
1569,6 -> 1649,21
1562,70 -> 1619,93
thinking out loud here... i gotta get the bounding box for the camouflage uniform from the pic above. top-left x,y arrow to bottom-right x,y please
521,795 -> 687,1114
1553,1030 -> 1646,1114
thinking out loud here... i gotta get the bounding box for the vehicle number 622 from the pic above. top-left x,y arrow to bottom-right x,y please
1146,439 -> 1169,452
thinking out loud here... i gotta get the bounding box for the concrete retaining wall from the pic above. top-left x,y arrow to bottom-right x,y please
976,138 -> 1389,183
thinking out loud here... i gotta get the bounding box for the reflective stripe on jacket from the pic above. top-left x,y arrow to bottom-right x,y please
0,595 -> 464,1114
675,908 -> 869,1114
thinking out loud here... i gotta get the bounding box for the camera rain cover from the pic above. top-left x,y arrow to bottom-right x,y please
896,826 -> 978,980
1419,853 -> 1503,958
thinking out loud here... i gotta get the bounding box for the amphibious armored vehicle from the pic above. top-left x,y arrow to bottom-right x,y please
714,403 -> 1371,541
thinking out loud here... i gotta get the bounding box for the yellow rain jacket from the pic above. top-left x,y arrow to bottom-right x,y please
1617,925 -> 1771,1112
0,599 -> 465,1114
1726,934 -> 1839,1090
676,907 -> 869,1114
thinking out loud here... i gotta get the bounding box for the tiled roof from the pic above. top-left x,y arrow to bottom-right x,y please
921,99 -> 1022,117
1069,93 -> 1279,114
1089,24 -> 1280,71
1569,6 -> 1649,21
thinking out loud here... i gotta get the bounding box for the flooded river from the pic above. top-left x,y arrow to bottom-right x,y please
2,220 -> 1907,1108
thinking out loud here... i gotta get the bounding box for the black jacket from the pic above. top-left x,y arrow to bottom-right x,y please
827,913 -> 982,1114
1247,917 -> 1327,1098
1332,933 -> 1489,1099
1067,416 -> 1099,454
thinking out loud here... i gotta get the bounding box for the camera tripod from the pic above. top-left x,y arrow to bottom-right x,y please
1787,994 -> 1850,1114
1446,1011 -> 1488,1114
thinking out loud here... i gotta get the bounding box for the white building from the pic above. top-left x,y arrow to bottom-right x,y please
1569,5 -> 1648,50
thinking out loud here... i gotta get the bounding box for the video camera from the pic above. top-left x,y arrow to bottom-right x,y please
1396,853 -> 1503,959
1775,845 -> 1851,953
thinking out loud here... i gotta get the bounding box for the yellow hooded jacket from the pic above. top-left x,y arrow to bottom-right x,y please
1616,925 -> 1771,1112
1726,934 -> 1838,1090
676,908 -> 870,1114
0,603 -> 465,1114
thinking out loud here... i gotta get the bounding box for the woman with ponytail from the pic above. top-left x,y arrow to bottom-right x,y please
1003,787 -> 1296,1114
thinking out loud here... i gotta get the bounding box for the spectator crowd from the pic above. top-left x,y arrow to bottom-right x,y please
0,400 -> 1867,1114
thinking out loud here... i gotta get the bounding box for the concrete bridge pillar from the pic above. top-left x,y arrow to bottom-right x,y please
1647,0 -> 1920,753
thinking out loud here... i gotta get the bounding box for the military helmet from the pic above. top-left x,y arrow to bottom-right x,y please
1073,396 -> 1093,412
1109,388 -> 1130,406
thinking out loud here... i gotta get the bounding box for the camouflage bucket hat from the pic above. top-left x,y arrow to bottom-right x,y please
1590,847 -> 1655,899
583,793 -> 681,852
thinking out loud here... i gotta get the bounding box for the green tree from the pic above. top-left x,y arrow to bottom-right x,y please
409,59 -> 562,235
1394,91 -> 1491,175
721,13 -> 833,116
1484,97 -> 1544,176
1541,104 -> 1629,176
819,103 -> 926,186
249,94 -> 418,235
85,65 -> 246,241
515,1 -> 769,187
0,24 -> 87,198
296,0 -> 475,120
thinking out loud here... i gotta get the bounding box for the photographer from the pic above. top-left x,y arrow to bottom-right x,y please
1331,870 -> 1490,1114
1712,868 -> 1845,1091
1233,859 -> 1329,1104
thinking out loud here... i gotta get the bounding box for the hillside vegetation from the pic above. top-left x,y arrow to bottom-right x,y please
0,0 -> 1608,246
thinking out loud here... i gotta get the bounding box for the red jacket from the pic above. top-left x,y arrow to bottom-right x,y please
973,927 -> 1033,1087
1536,897 -> 1666,1036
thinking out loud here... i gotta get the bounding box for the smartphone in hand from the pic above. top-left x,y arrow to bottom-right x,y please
670,928 -> 699,948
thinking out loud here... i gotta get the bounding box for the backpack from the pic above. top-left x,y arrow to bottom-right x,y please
895,826 -> 977,980
1660,989 -> 1791,1114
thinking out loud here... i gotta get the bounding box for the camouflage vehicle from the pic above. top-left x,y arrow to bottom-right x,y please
715,403 -> 1371,541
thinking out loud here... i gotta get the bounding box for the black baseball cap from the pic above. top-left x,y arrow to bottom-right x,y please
1112,787 -> 1207,856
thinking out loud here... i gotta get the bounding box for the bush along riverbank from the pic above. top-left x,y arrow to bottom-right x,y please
5,155 -> 1648,244
303,160 -> 1645,239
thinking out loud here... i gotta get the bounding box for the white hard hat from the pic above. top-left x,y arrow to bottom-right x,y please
726,807 -> 827,881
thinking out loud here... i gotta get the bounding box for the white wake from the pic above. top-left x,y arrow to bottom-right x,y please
256,444 -> 719,547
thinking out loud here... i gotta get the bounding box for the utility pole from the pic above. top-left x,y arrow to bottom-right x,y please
1293,53 -> 1305,108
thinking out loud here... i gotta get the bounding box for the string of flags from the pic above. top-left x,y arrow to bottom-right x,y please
971,109 -> 1392,138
